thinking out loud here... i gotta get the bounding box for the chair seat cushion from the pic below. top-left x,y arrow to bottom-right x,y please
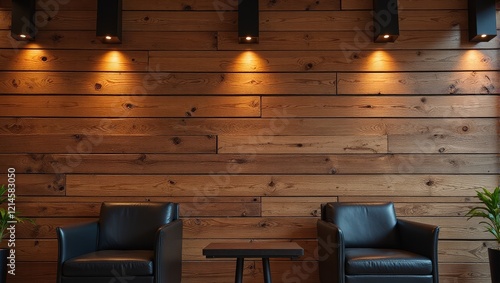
345,248 -> 432,275
63,250 -> 154,277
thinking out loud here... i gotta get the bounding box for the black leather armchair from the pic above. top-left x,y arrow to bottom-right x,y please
56,202 -> 183,283
317,202 -> 439,283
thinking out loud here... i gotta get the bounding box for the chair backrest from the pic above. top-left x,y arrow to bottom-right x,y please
97,202 -> 179,250
321,202 -> 400,248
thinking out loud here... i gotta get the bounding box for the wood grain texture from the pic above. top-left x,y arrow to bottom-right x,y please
218,135 -> 388,154
218,31 -> 500,51
0,134 -> 217,153
337,72 -> 500,94
0,72 -> 336,95
1,118 -> 496,136
65,175 -> 499,197
0,96 -> 261,117
150,50 -> 500,72
262,96 -> 500,117
1,153 -> 498,174
0,1 -> 498,282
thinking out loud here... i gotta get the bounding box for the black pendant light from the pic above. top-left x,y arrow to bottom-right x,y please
238,0 -> 259,44
11,0 -> 37,41
96,0 -> 122,43
373,0 -> 399,42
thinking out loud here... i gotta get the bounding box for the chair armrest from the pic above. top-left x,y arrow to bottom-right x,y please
398,219 -> 440,283
155,219 -> 183,283
56,220 -> 98,283
317,219 -> 344,283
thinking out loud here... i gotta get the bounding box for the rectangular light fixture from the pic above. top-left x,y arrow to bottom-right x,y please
96,0 -> 122,44
238,0 -> 259,44
11,0 -> 37,41
373,0 -> 399,42
468,0 -> 497,42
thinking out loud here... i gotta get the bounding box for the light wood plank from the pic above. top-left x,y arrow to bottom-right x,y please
389,134 -> 499,154
0,96 -> 261,117
0,50 -> 148,71
0,72 -> 336,95
149,50 -> 500,72
439,263 -> 491,283
338,72 -> 500,94
262,96 -> 500,117
218,135 -> 387,154
262,197 -> 337,217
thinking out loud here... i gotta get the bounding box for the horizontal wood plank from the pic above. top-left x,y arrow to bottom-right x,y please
0,96 -> 261,117
218,31 -> 500,51
218,135 -> 388,154
15,201 -> 261,217
0,50 -> 148,71
149,50 -> 500,72
1,153 -> 497,174
337,72 -> 500,94
0,134 -> 217,154
0,31 -> 217,51
65,174 -> 500,197
262,96 -> 500,118
0,118 -> 496,136
0,72 -> 336,95
1,10 -> 482,32
388,134 -> 499,154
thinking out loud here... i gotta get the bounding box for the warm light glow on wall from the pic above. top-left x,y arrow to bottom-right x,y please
232,51 -> 267,72
365,51 -> 397,72
95,51 -> 131,71
455,50 -> 489,70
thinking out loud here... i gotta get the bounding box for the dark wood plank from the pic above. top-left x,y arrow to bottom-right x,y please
0,135 -> 216,153
0,31 -> 217,51
65,174 -> 499,197
218,31 -> 500,51
1,153 -> 497,175
1,118 -> 496,136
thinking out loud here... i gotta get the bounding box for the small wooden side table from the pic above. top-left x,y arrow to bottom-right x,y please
203,241 -> 304,283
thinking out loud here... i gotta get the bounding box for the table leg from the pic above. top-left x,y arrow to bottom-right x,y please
262,258 -> 272,283
235,257 -> 244,283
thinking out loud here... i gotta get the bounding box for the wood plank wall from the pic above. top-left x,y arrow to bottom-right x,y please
0,0 -> 499,282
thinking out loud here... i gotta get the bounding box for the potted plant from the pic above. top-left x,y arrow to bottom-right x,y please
466,186 -> 500,283
0,184 -> 33,282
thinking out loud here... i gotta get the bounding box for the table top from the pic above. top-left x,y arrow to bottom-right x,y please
203,242 -> 304,258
